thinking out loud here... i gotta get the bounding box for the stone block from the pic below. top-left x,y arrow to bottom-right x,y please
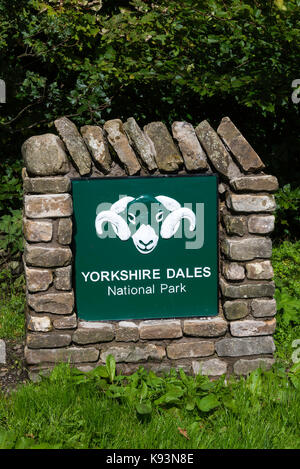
23,219 -> 53,243
115,321 -> 139,342
23,176 -> 70,194
22,134 -> 69,176
172,121 -> 208,171
223,215 -> 247,237
25,266 -> 53,292
81,125 -> 112,173
220,278 -> 275,299
167,340 -> 214,359
233,358 -> 275,375
215,336 -> 275,357
195,120 -> 241,180
28,316 -> 52,332
230,318 -> 276,337
53,314 -> 77,330
54,266 -> 72,290
144,121 -> 183,172
25,244 -> 72,267
25,346 -> 99,364
248,215 -> 275,234
223,262 -> 245,281
251,299 -> 277,318
217,117 -> 264,172
28,291 -> 74,315
24,194 -> 72,218
223,300 -> 249,320
0,339 -> 6,364
227,193 -> 276,213
246,261 -> 274,280
221,237 -> 272,261
192,358 -> 227,376
183,318 -> 227,337
123,117 -> 157,171
230,175 -> 278,192
73,322 -> 114,344
101,344 -> 166,363
54,117 -> 92,176
27,332 -> 72,349
104,119 -> 141,175
57,218 -> 72,245
139,320 -> 182,339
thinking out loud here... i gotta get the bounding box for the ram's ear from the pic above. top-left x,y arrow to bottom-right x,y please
95,211 -> 131,240
155,196 -> 181,212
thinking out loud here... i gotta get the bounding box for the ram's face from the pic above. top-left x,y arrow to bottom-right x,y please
126,195 -> 168,254
95,194 -> 196,255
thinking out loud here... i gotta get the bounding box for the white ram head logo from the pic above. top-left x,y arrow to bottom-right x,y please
95,195 -> 196,255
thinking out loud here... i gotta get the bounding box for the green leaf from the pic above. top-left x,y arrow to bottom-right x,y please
106,354 -> 116,383
136,401 -> 152,416
196,394 -> 220,412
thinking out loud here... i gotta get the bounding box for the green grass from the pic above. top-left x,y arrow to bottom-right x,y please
0,362 -> 299,449
0,271 -> 25,340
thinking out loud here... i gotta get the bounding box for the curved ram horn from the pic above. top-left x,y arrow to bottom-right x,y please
160,207 -> 196,239
95,210 -> 131,240
111,196 -> 134,213
155,195 -> 181,211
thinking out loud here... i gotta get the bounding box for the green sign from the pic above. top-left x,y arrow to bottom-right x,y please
72,175 -> 218,321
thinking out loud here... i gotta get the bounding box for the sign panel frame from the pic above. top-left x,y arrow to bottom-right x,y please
71,174 -> 219,321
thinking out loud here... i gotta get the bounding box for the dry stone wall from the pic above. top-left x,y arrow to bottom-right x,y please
22,115 -> 278,378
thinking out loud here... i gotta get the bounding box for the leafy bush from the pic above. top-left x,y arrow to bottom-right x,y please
274,185 -> 300,241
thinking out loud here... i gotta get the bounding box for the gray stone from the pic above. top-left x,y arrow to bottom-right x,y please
25,346 -> 99,364
25,266 -> 53,292
54,266 -> 72,290
251,299 -> 277,318
223,300 -> 249,320
104,119 -> 141,175
124,117 -> 157,171
223,262 -> 245,281
217,117 -> 264,172
248,215 -> 275,234
115,321 -> 139,342
195,120 -> 241,180
220,278 -> 275,299
223,215 -> 247,237
183,318 -> 227,337
167,340 -> 214,359
230,318 -> 276,337
81,125 -> 112,173
192,358 -> 227,376
28,291 -> 74,315
144,121 -> 183,172
23,176 -> 71,194
227,193 -> 276,213
172,121 -> 208,171
53,314 -> 77,330
246,261 -> 274,280
101,344 -> 166,363
24,194 -> 72,219
27,333 -> 72,349
57,218 -> 72,245
230,175 -> 278,192
54,117 -> 92,175
0,339 -> 6,364
73,322 -> 114,344
28,316 -> 52,332
22,134 -> 69,176
233,358 -> 275,375
215,336 -> 275,357
139,320 -> 182,339
25,244 -> 72,267
23,219 -> 53,243
221,237 -> 272,261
